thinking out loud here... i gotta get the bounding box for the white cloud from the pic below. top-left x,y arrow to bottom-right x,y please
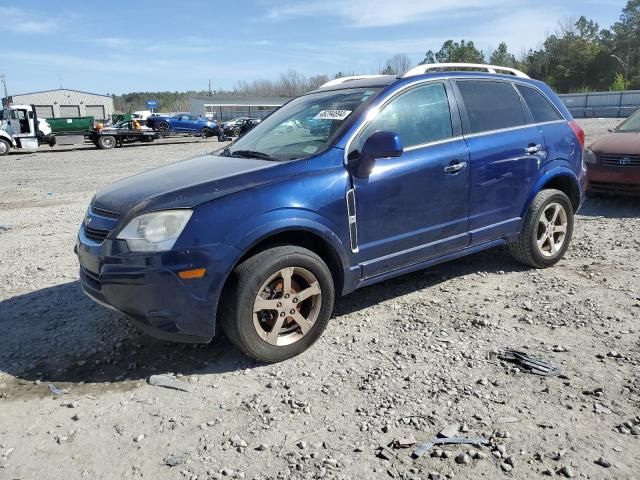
265,0 -> 514,28
0,7 -> 59,34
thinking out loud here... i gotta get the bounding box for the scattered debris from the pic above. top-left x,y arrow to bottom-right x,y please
163,453 -> 187,467
48,384 -> 69,395
392,435 -> 417,449
148,375 -> 195,393
437,423 -> 460,438
413,436 -> 491,459
498,349 -> 561,376
376,445 -> 396,460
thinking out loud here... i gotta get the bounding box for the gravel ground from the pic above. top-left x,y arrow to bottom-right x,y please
1,119 -> 639,480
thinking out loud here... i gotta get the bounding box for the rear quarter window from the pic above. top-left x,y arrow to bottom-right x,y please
516,85 -> 562,123
457,80 -> 526,134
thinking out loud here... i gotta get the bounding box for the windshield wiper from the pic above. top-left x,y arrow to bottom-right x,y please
230,150 -> 278,161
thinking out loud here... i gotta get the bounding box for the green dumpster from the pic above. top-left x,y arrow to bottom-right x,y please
47,117 -> 95,134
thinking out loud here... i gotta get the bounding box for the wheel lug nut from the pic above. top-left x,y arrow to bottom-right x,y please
277,302 -> 282,308
280,312 -> 286,317
290,309 -> 295,315
292,298 -> 298,304
284,294 -> 290,299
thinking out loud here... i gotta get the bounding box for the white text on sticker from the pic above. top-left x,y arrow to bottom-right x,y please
314,110 -> 352,121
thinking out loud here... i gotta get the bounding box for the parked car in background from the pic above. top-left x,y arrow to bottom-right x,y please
223,118 -> 261,137
77,63 -> 585,362
147,114 -> 217,136
585,109 -> 640,195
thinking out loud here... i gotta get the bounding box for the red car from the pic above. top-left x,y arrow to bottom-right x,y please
585,109 -> 640,195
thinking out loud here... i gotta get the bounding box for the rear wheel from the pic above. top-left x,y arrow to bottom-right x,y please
509,189 -> 574,268
220,246 -> 334,362
157,121 -> 169,132
97,135 -> 116,149
0,139 -> 10,156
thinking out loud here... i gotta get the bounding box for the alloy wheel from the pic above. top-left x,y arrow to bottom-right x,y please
536,202 -> 568,257
253,267 -> 322,346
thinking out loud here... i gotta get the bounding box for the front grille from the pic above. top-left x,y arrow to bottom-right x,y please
84,225 -> 110,243
91,205 -> 120,219
80,266 -> 102,291
600,154 -> 640,167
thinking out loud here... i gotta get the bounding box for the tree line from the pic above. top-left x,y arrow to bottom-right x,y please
113,0 -> 639,113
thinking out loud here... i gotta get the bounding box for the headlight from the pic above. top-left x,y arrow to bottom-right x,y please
117,210 -> 192,252
583,147 -> 597,164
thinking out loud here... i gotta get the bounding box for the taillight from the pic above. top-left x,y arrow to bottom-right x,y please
568,120 -> 585,148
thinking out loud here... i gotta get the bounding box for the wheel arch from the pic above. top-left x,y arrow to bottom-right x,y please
231,227 -> 347,296
524,168 -> 581,218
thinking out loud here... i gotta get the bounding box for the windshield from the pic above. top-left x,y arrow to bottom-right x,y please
617,109 -> 640,132
226,87 -> 381,161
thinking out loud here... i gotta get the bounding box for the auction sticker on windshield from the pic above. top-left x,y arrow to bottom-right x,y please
314,110 -> 352,121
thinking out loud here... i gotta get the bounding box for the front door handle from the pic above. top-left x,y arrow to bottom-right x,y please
526,144 -> 544,154
444,161 -> 467,174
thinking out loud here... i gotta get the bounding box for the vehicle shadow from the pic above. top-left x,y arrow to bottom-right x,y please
0,247 -> 523,390
578,195 -> 640,219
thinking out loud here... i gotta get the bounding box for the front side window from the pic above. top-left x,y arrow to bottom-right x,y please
516,85 -> 562,123
227,87 -> 381,161
457,81 -> 526,134
354,82 -> 453,152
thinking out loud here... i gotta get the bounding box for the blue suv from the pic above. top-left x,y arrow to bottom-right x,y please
76,64 -> 586,362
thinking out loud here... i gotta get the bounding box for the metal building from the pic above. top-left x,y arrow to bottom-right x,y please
189,95 -> 290,122
3,89 -> 114,120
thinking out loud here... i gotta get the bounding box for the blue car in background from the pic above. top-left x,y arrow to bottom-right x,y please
77,63 -> 586,363
147,113 -> 217,136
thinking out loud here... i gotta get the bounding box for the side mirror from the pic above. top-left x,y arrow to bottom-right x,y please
351,131 -> 403,178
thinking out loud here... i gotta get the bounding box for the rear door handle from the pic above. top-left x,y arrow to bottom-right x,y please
526,144 -> 544,154
444,161 -> 467,174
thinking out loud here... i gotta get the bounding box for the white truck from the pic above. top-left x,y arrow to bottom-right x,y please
0,104 -> 55,155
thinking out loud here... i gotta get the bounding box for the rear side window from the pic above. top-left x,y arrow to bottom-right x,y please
516,85 -> 562,123
457,81 -> 526,134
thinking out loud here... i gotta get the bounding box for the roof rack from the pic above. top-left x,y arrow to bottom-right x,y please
402,63 -> 530,79
320,75 -> 387,88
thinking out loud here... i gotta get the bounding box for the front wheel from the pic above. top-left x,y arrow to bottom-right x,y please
220,246 -> 335,362
0,139 -> 10,156
509,189 -> 574,268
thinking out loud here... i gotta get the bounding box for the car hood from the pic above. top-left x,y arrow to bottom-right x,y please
92,154 -> 282,215
590,131 -> 640,155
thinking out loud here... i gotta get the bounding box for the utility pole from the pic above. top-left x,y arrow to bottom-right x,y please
611,54 -> 629,90
0,74 -> 8,105
208,79 -> 212,96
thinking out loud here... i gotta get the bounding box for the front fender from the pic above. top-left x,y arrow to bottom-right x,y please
223,208 -> 350,269
0,130 -> 16,147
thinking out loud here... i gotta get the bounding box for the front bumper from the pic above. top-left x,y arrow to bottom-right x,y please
76,233 -> 238,343
587,164 -> 640,196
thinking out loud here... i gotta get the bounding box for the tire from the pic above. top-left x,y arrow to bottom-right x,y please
233,128 -> 241,137
97,135 -> 116,149
0,139 -> 10,156
509,189 -> 574,268
201,127 -> 213,137
220,246 -> 335,362
157,121 -> 169,132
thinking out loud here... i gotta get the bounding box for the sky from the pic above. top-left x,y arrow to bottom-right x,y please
1,0 -> 627,95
